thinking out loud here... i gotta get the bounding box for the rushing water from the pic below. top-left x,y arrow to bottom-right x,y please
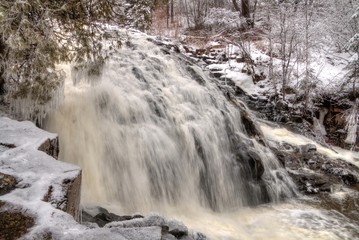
47,31 -> 359,239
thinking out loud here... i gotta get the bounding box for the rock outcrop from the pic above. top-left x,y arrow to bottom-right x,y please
269,142 -> 359,195
0,117 -> 82,237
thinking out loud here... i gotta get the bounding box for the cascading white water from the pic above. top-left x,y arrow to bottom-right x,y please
48,31 -> 295,211
46,31 -> 359,239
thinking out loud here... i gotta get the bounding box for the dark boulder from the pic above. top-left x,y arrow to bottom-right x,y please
186,66 -> 206,85
82,207 -> 144,227
240,110 -> 265,145
167,219 -> 188,238
300,144 -> 317,154
248,151 -> 265,180
321,166 -> 358,186
270,147 -> 286,167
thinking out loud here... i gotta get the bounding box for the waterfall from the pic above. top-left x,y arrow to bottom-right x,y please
46,31 -> 296,214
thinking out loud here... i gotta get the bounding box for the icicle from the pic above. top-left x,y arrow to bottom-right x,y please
344,101 -> 358,145
313,108 -> 328,137
9,81 -> 64,126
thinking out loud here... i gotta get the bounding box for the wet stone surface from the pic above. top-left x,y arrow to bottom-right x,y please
271,143 -> 359,195
81,207 -> 205,240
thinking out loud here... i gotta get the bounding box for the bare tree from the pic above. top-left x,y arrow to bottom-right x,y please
265,1 -> 277,95
241,0 -> 250,20
278,4 -> 298,100
180,0 -> 211,29
303,0 -> 313,110
232,0 -> 241,12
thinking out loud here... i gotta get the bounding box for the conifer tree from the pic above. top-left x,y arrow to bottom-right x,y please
0,1 -> 124,102
0,0 -> 156,123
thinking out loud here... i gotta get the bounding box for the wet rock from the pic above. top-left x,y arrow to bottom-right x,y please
110,226 -> 162,240
63,173 -> 82,220
289,170 -> 331,194
163,233 -> 178,240
240,110 -> 265,145
91,210 -> 144,227
106,214 -> 166,229
314,190 -> 359,222
270,138 -> 359,195
167,219 -> 188,238
191,232 -> 207,240
0,172 -> 17,196
307,159 -> 316,165
186,66 -> 206,85
270,147 -> 286,167
211,71 -> 223,78
340,173 -> 358,185
42,171 -> 82,221
132,67 -> 148,83
99,212 -> 205,239
0,202 -> 35,240
248,151 -> 265,180
300,144 -> 317,154
322,167 -> 358,186
38,137 -> 59,159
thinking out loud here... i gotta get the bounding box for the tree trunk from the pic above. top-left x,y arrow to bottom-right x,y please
241,0 -> 250,19
267,6 -> 276,95
166,0 -> 169,28
232,0 -> 241,12
170,0 -> 174,23
0,36 -> 6,95
233,0 -> 252,27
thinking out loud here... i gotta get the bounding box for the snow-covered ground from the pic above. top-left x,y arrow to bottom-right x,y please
177,35 -> 355,102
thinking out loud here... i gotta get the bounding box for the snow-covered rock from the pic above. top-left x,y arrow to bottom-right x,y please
0,117 -> 82,238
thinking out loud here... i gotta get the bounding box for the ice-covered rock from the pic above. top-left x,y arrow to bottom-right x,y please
0,117 -> 82,237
